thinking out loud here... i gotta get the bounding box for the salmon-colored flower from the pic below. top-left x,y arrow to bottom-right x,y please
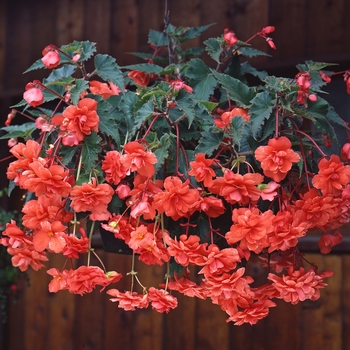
33,220 -> 67,253
23,160 -> 72,197
128,70 -> 150,87
165,234 -> 208,266
67,266 -> 122,295
22,194 -> 73,230
47,268 -> 73,292
121,141 -> 157,178
312,155 -> 350,196
214,107 -> 250,128
209,170 -> 263,205
107,289 -> 149,310
23,81 -> 44,107
268,210 -> 308,253
199,196 -> 225,218
341,143 -> 350,161
170,79 -> 193,93
228,299 -> 276,325
223,29 -> 238,49
255,136 -> 300,182
70,178 -> 114,221
152,176 -> 201,221
148,287 -> 178,313
102,150 -> 127,185
60,98 -> 99,141
318,231 -> 342,254
293,188 -> 340,229
7,140 -> 41,187
188,153 -> 216,187
89,80 -> 121,98
198,245 -> 240,277
268,267 -> 333,304
226,208 -> 274,253
9,246 -> 48,272
62,229 -> 90,258
41,45 -> 60,69
167,276 -> 207,299
100,214 -> 135,244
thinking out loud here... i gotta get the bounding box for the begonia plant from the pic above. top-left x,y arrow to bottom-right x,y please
1,22 -> 350,325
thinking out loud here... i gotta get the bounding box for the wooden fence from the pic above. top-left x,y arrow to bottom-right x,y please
1,0 -> 350,349
4,238 -> 350,350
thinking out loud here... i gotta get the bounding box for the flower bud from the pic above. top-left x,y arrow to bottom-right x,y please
341,143 -> 350,161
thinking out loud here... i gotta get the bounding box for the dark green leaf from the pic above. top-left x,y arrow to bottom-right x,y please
70,79 -> 89,105
240,61 -> 268,81
211,70 -> 256,108
264,76 -> 293,92
181,24 -> 214,40
23,58 -> 45,74
97,100 -> 121,146
119,92 -> 139,133
175,90 -> 196,127
204,37 -> 223,63
229,116 -> 245,149
81,132 -> 102,172
60,40 -> 97,62
249,91 -> 275,139
154,134 -> 171,171
60,145 -> 78,165
122,63 -> 164,75
195,129 -> 223,156
0,122 -> 36,140
238,47 -> 271,58
45,64 -> 77,83
94,54 -> 125,92
133,100 -> 155,134
148,29 -> 169,47
185,58 -> 217,100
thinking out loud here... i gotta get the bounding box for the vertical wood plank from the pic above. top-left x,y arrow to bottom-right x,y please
305,0 -> 346,57
55,0 -> 85,46
0,1 -> 6,91
23,266 -> 51,350
342,255 -> 350,350
110,0 -> 139,66
268,0 -> 307,64
131,259 -> 165,350
102,253 -> 134,349
84,0 -> 112,54
232,0 -> 270,65
45,254 -> 75,350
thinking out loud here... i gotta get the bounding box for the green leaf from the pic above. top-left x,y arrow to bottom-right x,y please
195,129 -> 223,156
59,145 -> 78,165
240,61 -> 268,81
181,24 -> 214,40
185,58 -> 217,101
238,47 -> 271,58
119,92 -> 139,133
122,63 -> 165,75
154,134 -> 172,171
148,29 -> 169,47
81,132 -> 102,172
264,76 -> 293,92
42,85 -> 65,103
94,54 -> 125,92
197,101 -> 218,113
60,40 -> 97,62
249,91 -> 275,139
211,70 -> 256,108
133,100 -> 154,134
229,116 -> 245,149
97,100 -> 121,146
23,58 -> 45,74
0,122 -> 36,140
45,64 -> 77,83
204,37 -> 223,63
175,90 -> 196,127
70,79 -> 89,105
297,60 -> 338,72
